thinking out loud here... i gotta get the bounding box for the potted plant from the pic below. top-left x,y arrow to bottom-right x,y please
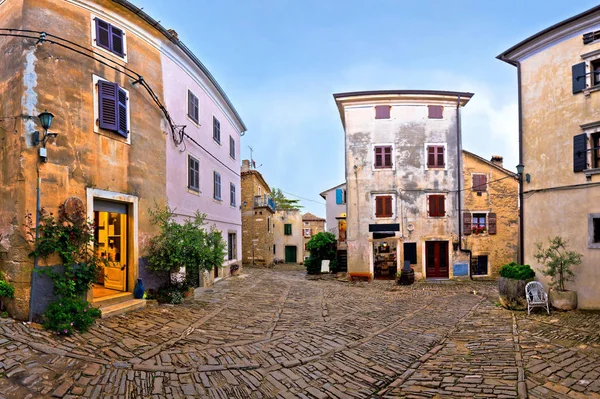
498,262 -> 535,310
534,236 -> 582,311
230,264 -> 240,276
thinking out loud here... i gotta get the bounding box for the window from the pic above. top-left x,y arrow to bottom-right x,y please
188,155 -> 199,191
584,30 -> 600,45
374,146 -> 393,169
188,90 -> 199,123
273,245 -> 276,254
94,18 -> 125,57
428,195 -> 445,217
230,183 -> 236,206
303,228 -> 311,237
404,243 -> 417,265
304,243 -> 308,251
464,212 -> 496,235
588,214 -> 600,248
593,60 -> 600,87
258,186 -> 262,196
427,145 -> 445,168
375,105 -> 391,119
471,255 -> 488,276
428,105 -> 443,119
229,136 -> 235,159
98,80 -> 128,137
472,213 -> 486,231
284,224 -> 292,235
375,195 -> 393,218
336,188 -> 347,204
472,174 -> 487,192
213,172 -> 221,200
268,217 -> 271,233
228,233 -> 236,261
213,116 -> 221,143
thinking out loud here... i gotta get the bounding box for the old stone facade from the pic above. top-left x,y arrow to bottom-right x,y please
274,210 -> 304,264
301,212 -> 326,260
462,151 -> 519,278
334,90 -> 473,280
241,160 -> 275,266
0,0 -> 245,319
498,5 -> 600,308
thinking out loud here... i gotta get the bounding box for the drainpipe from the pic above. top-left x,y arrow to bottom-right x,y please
517,61 -> 524,265
455,95 -> 473,279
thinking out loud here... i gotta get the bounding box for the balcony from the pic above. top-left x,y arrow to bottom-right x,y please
254,195 -> 276,213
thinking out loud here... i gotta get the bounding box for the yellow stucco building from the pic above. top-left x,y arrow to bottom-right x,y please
499,5 -> 600,308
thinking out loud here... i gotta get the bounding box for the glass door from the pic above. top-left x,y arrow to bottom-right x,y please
94,211 -> 127,294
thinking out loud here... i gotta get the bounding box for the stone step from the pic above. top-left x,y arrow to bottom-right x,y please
92,292 -> 134,308
98,299 -> 146,319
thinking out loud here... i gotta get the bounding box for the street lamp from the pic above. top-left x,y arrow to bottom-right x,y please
516,164 -> 530,183
32,110 -> 58,163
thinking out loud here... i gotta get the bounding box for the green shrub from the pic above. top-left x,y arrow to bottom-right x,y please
0,276 -> 14,312
43,297 -> 101,336
499,262 -> 535,280
146,282 -> 189,304
305,232 -> 337,275
534,236 -> 582,292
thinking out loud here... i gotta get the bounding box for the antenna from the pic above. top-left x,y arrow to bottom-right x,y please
248,146 -> 256,169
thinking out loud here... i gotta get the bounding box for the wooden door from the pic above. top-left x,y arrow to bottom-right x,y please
425,241 -> 449,278
96,211 -> 127,291
285,246 -> 297,263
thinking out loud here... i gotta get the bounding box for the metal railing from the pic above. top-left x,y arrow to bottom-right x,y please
253,195 -> 276,212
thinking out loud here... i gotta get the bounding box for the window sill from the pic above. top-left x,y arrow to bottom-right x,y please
213,139 -> 222,146
95,128 -> 130,145
584,85 -> 600,96
186,115 -> 201,128
213,198 -> 223,204
584,168 -> 600,177
187,188 -> 201,196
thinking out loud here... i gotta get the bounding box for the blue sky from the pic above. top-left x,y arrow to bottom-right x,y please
134,0 -> 599,216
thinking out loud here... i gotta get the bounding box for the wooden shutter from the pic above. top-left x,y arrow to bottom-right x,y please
463,212 -> 472,235
473,174 -> 487,191
375,105 -> 390,119
384,146 -> 392,167
574,133 -> 588,172
188,91 -> 198,122
374,147 -> 383,167
117,87 -> 128,137
98,80 -> 118,131
437,146 -> 445,167
213,117 -> 221,142
375,196 -> 383,217
427,146 -> 436,167
488,212 -> 497,235
472,175 -> 479,191
383,196 -> 392,217
95,18 -> 111,51
110,25 -> 124,56
230,136 -> 235,158
428,105 -> 443,119
437,196 -> 445,216
428,195 -> 436,216
572,62 -> 587,94
336,189 -> 343,204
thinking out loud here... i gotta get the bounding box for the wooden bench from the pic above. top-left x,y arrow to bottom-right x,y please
349,272 -> 372,282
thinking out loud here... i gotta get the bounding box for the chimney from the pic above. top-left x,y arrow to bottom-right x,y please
490,155 -> 503,167
242,159 -> 250,172
167,29 -> 179,41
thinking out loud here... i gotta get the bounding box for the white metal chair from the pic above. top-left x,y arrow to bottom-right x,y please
525,281 -> 550,315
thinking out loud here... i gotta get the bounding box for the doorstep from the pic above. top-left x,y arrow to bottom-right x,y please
97,299 -> 146,319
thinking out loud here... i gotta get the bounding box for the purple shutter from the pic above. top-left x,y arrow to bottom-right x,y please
98,81 -> 118,131
428,105 -> 443,119
117,87 -> 128,137
110,25 -> 124,57
95,18 -> 111,51
374,147 -> 382,167
437,146 -> 445,167
375,106 -> 390,119
384,146 -> 392,167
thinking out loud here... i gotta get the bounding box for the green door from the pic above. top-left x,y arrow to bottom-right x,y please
285,246 -> 297,263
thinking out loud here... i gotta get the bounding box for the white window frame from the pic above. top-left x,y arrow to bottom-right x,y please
372,143 -> 396,171
371,192 -> 397,219
92,74 -> 131,144
303,228 -> 311,237
424,142 -> 447,170
90,14 -> 128,63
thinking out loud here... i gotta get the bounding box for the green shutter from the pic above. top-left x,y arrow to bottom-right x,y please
284,224 -> 292,235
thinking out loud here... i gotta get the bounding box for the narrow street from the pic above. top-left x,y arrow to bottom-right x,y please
0,268 -> 598,398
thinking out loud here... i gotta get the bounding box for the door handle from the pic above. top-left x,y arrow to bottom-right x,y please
120,265 -> 127,271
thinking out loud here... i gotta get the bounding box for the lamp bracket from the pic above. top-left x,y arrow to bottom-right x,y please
131,76 -> 144,85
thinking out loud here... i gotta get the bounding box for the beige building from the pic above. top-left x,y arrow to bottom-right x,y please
498,5 -> 600,308
301,212 -> 326,260
274,210 -> 303,263
462,151 -> 519,278
240,160 -> 275,266
334,90 -> 473,281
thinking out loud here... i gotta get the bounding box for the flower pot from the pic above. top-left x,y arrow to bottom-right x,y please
498,277 -> 532,310
549,289 -> 577,311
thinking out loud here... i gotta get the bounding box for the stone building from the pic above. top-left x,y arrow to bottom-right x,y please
0,0 -> 245,319
333,90 -> 474,280
301,212 -> 326,261
498,4 -> 600,308
462,151 -> 519,278
240,160 -> 276,266
274,210 -> 304,264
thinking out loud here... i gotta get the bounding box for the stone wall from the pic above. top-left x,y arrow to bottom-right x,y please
241,167 -> 274,266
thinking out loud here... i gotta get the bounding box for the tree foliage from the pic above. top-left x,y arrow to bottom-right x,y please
499,262 -> 535,280
534,236 -> 582,292
271,188 -> 302,211
305,232 -> 337,275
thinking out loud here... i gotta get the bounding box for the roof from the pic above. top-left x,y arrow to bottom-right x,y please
333,90 -> 474,99
319,182 -> 346,199
463,150 -> 518,177
302,212 -> 325,222
113,0 -> 247,132
240,169 -> 271,194
497,5 -> 600,65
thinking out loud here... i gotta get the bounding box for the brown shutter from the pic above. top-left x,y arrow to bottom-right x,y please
437,146 -> 445,167
374,147 -> 382,167
438,196 -> 445,216
375,105 -> 390,119
384,146 -> 392,167
428,195 -> 435,216
427,146 -> 435,167
428,105 -> 443,119
375,196 -> 382,217
384,196 -> 392,217
472,175 -> 479,191
463,212 -> 472,235
488,213 -> 497,234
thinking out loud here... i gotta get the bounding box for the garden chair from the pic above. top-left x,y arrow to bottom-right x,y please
525,281 -> 550,315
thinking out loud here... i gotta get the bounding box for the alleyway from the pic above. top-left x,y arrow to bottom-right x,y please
0,268 -> 598,398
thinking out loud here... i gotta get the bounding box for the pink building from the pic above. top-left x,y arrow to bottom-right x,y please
161,42 -> 246,283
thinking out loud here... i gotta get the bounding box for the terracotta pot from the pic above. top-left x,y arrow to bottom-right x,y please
498,277 -> 532,310
549,289 -> 577,311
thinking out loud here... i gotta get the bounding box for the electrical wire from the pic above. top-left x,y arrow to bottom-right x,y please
279,190 -> 326,206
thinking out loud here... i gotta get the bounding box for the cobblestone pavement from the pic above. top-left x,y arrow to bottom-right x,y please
0,268 -> 598,398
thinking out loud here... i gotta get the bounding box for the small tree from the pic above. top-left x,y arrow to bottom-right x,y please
305,232 -> 337,274
271,188 -> 303,211
534,236 -> 582,292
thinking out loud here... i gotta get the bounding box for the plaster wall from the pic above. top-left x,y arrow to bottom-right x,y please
240,170 -> 274,266
341,97 -> 467,278
462,152 -> 519,277
0,0 -> 167,319
302,218 -> 325,259
322,184 -> 347,238
518,29 -> 600,308
273,210 -> 303,263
